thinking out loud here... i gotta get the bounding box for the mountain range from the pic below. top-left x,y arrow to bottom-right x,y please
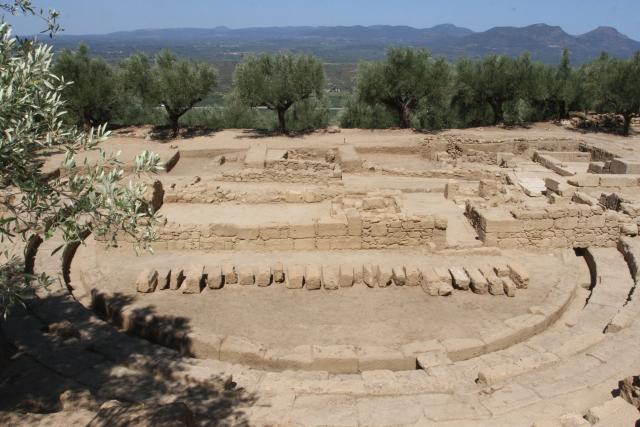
44,24 -> 640,90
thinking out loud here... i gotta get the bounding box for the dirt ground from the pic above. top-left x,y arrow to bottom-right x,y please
83,245 -> 578,350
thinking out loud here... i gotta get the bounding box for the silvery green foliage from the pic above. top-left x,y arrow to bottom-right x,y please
0,21 -> 163,317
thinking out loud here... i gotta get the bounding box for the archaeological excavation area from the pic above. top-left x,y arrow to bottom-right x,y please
11,127 -> 640,426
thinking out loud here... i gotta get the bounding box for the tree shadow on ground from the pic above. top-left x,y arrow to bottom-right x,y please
233,127 -> 318,139
0,291 -> 256,426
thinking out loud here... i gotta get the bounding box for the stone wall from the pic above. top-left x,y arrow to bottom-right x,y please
220,166 -> 342,184
151,212 -> 447,251
164,179 -> 341,204
466,201 -> 632,249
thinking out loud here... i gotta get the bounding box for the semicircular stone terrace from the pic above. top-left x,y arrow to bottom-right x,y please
51,128 -> 640,425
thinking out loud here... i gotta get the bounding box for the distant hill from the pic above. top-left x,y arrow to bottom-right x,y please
42,24 -> 640,91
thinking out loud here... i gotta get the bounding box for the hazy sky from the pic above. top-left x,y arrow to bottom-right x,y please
5,0 -> 640,39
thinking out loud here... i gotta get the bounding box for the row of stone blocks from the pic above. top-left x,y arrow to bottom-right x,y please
136,262 -> 529,297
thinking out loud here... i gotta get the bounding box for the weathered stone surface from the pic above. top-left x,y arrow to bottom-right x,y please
207,265 -> 223,289
338,264 -> 354,287
305,265 -> 322,290
363,264 -> 378,287
255,264 -> 272,287
421,267 -> 441,296
508,262 -> 529,288
219,335 -> 265,366
442,338 -> 485,361
222,263 -> 237,285
312,345 -> 358,373
322,266 -> 340,290
585,397 -> 640,425
287,264 -> 305,289
392,265 -> 407,286
405,266 -> 421,287
237,266 -> 254,286
465,267 -> 488,294
449,267 -> 470,290
357,346 -> 413,371
136,269 -> 158,293
271,262 -> 285,283
378,266 -> 393,288
182,266 -> 204,294
502,277 -> 517,297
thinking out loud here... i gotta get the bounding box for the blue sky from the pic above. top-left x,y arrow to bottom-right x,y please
5,0 -> 640,39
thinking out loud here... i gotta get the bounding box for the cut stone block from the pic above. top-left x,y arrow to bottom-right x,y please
438,282 -> 454,296
157,269 -> 171,291
312,345 -> 358,374
493,263 -> 511,277
434,267 -> 453,286
405,266 -> 421,287
378,266 -> 393,288
502,277 -> 517,297
337,144 -> 362,172
338,265 -> 354,287
244,142 -> 267,169
207,265 -> 223,289
171,270 -> 184,290
420,267 -> 441,296
508,262 -> 529,288
136,269 -> 158,293
610,158 -> 640,175
392,265 -> 407,286
255,264 -> 272,287
322,266 -> 340,290
357,346 -> 413,371
182,266 -> 204,294
416,351 -> 452,369
286,264 -> 305,289
219,336 -> 265,367
363,264 -> 378,288
222,264 -> 237,285
449,267 -> 470,290
465,267 -> 488,294
271,262 -> 285,283
442,338 -> 486,361
236,266 -> 254,286
305,265 -> 322,290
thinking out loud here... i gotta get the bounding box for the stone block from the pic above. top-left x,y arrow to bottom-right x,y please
609,158 -> 640,175
493,263 -> 511,277
316,216 -> 348,237
312,345 -> 358,374
219,336 -> 265,367
444,180 -> 458,200
182,266 -> 204,294
442,338 -> 485,361
508,262 -> 529,288
416,351 -> 452,369
171,270 -> 184,290
405,266 -> 421,287
345,210 -> 362,236
286,265 -> 305,289
255,264 -> 272,287
392,265 -> 406,286
420,267 -> 441,296
567,173 -> 599,187
338,265 -> 354,287
264,238 -> 294,250
449,267 -> 470,290
599,174 -> 639,187
434,267 -> 452,286
370,223 -> 387,237
362,197 -> 386,210
357,346 -> 414,371
207,265 -> 223,289
244,142 -> 267,169
293,238 -> 316,250
465,267 -> 488,294
322,266 -> 340,290
211,223 -> 238,237
222,264 -> 237,285
271,262 -> 285,283
136,269 -> 158,293
290,223 -> 316,239
329,236 -> 362,250
263,345 -> 313,370
502,277 -> 517,297
237,266 -> 254,286
400,340 -> 444,358
157,269 -> 171,291
363,264 -> 379,288
305,265 -> 322,290
438,282 -> 454,296
378,266 -> 393,288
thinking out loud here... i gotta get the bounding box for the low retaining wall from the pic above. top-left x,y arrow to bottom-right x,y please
220,166 -> 342,184
466,202 -> 632,249
150,213 -> 447,251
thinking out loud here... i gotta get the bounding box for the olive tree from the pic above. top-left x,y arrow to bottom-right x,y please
584,52 -> 640,136
454,54 -> 535,125
233,53 -> 325,133
152,49 -> 218,137
355,47 -> 450,128
0,13 -> 162,317
53,44 -> 121,126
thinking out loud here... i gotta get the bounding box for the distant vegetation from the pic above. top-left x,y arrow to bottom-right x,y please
52,44 -> 640,136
